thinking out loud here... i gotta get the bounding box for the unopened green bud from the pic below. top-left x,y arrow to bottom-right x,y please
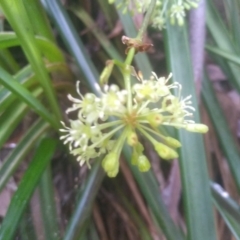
177,17 -> 184,26
154,142 -> 178,160
127,131 -> 138,146
147,113 -> 163,127
131,149 -> 139,165
165,137 -> 181,148
136,142 -> 144,153
185,124 -> 209,133
99,60 -> 114,86
107,162 -> 119,178
102,152 -> 118,172
131,142 -> 145,165
137,155 -> 151,172
184,3 -> 191,10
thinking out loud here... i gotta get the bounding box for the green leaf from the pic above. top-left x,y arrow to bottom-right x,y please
0,99 -> 35,148
19,208 -> 38,240
202,73 -> 240,192
223,0 -> 240,52
70,6 -> 123,61
39,166 -> 60,240
42,0 -> 100,95
0,62 -> 70,112
0,138 -> 57,240
23,0 -> 56,42
206,0 -> 240,92
164,23 -> 216,240
211,182 -> 240,239
0,66 -> 58,128
63,161 -> 105,240
1,0 -> 62,120
206,45 -> 240,66
0,119 -> 50,192
211,182 -> 240,226
0,49 -> 19,73
0,32 -> 64,63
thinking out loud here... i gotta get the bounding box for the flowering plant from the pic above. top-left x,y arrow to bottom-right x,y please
59,0 -> 207,177
60,70 -> 207,177
109,0 -> 199,29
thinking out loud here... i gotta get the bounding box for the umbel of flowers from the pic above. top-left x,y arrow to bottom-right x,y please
108,0 -> 199,29
60,70 -> 208,177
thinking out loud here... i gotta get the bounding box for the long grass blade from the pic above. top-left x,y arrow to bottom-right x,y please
0,33 -> 64,63
0,119 -> 50,192
164,23 -> 216,240
42,0 -> 100,94
211,182 -> 240,224
1,0 -> 62,119
202,73 -> 240,192
0,66 -> 57,128
0,138 -> 57,240
70,6 -> 123,61
63,161 -> 105,240
23,0 -> 56,42
206,0 -> 240,92
39,166 -> 60,240
206,45 -> 240,66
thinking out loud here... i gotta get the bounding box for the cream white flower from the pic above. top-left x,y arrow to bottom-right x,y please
108,0 -> 199,29
60,71 -> 207,177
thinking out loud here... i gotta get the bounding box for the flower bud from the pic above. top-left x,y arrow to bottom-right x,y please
127,131 -> 138,146
102,152 -> 119,172
131,142 -> 144,165
99,60 -> 114,86
147,113 -> 163,127
185,124 -> 209,133
136,142 -> 144,153
131,149 -> 139,165
137,155 -> 151,172
165,137 -> 181,148
154,142 -> 178,160
107,162 -> 119,178
177,17 -> 184,26
184,3 -> 191,10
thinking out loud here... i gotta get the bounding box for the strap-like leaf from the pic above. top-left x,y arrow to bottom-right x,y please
0,138 -> 57,240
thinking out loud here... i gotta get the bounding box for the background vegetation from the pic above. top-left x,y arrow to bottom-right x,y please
0,0 -> 240,239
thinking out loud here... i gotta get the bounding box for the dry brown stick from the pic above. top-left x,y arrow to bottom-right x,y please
120,159 -> 159,238
101,188 -> 138,235
93,203 -> 110,240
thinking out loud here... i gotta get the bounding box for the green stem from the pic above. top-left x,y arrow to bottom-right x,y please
137,125 -> 157,145
113,127 -> 129,155
98,120 -> 123,130
123,66 -> 133,112
122,0 -> 157,113
89,124 -> 124,149
138,123 -> 166,139
136,0 -> 157,40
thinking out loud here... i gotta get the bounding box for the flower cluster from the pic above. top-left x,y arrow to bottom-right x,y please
60,72 -> 208,177
108,0 -> 199,29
